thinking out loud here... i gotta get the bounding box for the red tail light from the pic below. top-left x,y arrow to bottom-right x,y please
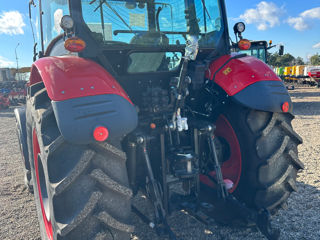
282,102 -> 289,113
93,126 -> 109,142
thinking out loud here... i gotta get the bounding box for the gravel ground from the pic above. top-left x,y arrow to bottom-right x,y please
0,86 -> 319,240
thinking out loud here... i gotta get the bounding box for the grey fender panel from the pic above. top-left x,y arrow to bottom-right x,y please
232,81 -> 292,113
52,94 -> 138,144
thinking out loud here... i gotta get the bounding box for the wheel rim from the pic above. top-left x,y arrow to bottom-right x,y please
33,129 -> 53,240
200,115 -> 242,193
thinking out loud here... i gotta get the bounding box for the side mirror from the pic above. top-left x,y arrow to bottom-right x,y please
279,45 -> 284,56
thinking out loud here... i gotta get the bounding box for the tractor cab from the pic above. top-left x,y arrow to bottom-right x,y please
32,0 -> 230,66
30,0 -> 232,106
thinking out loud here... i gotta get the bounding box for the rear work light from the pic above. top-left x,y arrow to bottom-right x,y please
93,126 -> 109,142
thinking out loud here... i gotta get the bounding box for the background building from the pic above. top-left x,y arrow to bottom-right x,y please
0,68 -> 15,82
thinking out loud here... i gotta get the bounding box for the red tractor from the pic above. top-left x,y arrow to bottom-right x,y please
15,0 -> 303,239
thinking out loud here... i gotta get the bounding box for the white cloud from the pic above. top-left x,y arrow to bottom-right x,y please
301,7 -> 320,19
54,9 -> 63,34
0,11 -> 26,35
313,42 -> 320,49
239,1 -> 283,31
287,7 -> 320,31
0,56 -> 14,68
287,17 -> 309,31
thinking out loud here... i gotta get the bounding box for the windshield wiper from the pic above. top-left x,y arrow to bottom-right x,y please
92,0 -> 106,40
200,0 -> 211,33
90,0 -> 135,36
201,0 -> 211,20
156,6 -> 163,31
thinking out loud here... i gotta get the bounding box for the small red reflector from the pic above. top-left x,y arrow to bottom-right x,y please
150,123 -> 156,129
93,126 -> 109,142
64,37 -> 86,52
282,102 -> 289,112
238,39 -> 251,50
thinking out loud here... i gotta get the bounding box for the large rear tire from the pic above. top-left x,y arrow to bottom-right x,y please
26,82 -> 133,240
230,104 -> 303,212
208,103 -> 303,215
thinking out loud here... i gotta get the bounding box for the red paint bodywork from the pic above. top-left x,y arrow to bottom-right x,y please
308,68 -> 320,81
29,56 -> 131,103
207,54 -> 281,96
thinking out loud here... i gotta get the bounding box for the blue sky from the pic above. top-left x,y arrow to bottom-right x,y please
0,0 -> 319,67
227,0 -> 320,60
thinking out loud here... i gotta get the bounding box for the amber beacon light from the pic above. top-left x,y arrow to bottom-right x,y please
238,39 -> 251,50
64,37 -> 86,52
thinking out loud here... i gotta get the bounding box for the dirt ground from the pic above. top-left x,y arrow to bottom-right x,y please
0,86 -> 319,240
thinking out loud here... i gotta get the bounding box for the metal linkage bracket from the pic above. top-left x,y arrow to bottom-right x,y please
200,124 -> 229,200
131,129 -> 279,240
135,135 -> 177,240
196,122 -> 280,240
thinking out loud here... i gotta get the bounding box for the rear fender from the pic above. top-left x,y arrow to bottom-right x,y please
29,56 -> 138,144
208,54 -> 292,113
29,56 -> 131,102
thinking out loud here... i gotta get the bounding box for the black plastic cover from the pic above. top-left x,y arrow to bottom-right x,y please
232,80 -> 293,113
52,94 -> 138,144
14,107 -> 30,170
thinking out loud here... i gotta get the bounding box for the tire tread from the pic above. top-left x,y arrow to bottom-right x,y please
253,110 -> 303,211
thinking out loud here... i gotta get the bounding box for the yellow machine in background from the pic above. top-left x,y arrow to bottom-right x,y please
295,66 -> 305,77
284,66 -> 293,81
278,65 -> 317,86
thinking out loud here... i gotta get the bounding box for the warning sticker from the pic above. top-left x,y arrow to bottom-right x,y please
129,13 -> 145,27
223,67 -> 232,75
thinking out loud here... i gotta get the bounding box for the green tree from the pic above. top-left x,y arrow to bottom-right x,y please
269,53 -> 295,67
268,53 -> 283,67
296,57 -> 305,65
268,53 -> 278,66
280,53 -> 295,66
310,54 -> 320,65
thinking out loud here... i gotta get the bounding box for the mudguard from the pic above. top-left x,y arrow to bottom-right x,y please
29,56 -> 138,144
207,54 -> 292,113
14,107 -> 30,170
232,80 -> 292,113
